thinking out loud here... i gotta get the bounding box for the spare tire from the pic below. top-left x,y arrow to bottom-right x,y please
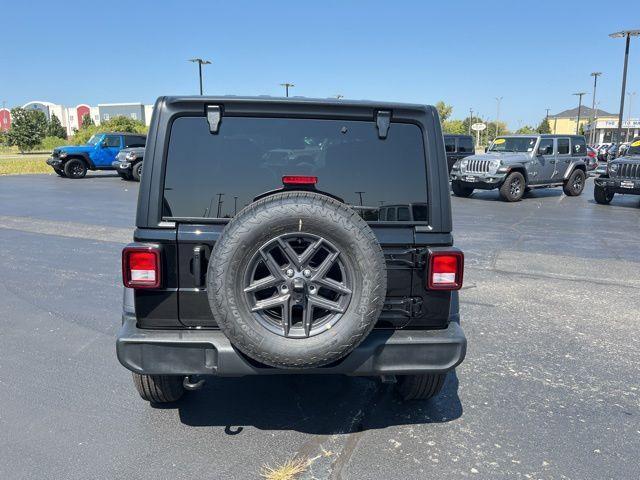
207,191 -> 387,369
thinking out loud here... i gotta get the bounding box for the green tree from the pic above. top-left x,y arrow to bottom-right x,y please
442,119 -> 466,134
486,121 -> 509,139
46,113 -> 67,139
536,118 -> 551,134
71,115 -> 148,144
435,101 -> 453,123
7,108 -> 47,152
516,125 -> 537,134
80,113 -> 94,129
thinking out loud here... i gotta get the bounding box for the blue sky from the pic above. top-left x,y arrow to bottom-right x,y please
1,0 -> 637,128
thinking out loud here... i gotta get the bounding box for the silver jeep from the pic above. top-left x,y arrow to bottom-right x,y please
449,135 -> 588,201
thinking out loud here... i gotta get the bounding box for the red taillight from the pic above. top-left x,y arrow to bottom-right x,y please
427,250 -> 464,290
122,246 -> 161,289
282,175 -> 318,186
587,150 -> 596,158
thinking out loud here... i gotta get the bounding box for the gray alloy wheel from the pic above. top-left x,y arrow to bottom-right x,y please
207,191 -> 387,369
563,169 -> 586,196
499,171 -> 525,202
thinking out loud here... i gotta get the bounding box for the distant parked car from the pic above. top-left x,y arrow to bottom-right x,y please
112,147 -> 145,181
597,143 -> 612,161
586,146 -> 598,171
443,134 -> 475,172
46,132 -> 146,179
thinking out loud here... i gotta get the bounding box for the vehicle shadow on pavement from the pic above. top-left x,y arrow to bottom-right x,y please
171,372 -> 462,434
460,189 -> 565,202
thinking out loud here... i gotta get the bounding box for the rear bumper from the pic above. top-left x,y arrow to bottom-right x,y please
116,315 -> 466,377
46,157 -> 62,167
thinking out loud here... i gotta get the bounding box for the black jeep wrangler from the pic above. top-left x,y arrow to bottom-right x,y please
594,137 -> 640,204
116,96 -> 466,404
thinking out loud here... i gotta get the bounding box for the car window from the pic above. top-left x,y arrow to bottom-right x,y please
557,138 -> 570,155
538,139 -> 553,155
103,136 -> 121,148
458,137 -> 474,153
412,204 -> 428,221
397,207 -> 410,221
489,137 -> 537,153
444,136 -> 456,153
378,208 -> 387,221
125,136 -> 146,148
386,207 -> 397,221
163,116 -> 429,222
572,137 -> 586,155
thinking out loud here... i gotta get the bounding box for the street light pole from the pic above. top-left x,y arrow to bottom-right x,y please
188,58 -> 212,95
280,83 -> 295,97
589,72 -> 602,144
495,97 -> 503,138
626,91 -> 636,140
573,92 -> 588,135
610,30 -> 640,143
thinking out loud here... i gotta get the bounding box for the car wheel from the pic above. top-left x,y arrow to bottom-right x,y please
563,169 -> 586,196
132,373 -> 184,403
594,184 -> 614,204
451,181 -> 474,197
63,158 -> 87,179
396,373 -> 446,401
53,167 -> 66,177
499,171 -> 525,202
207,191 -> 387,369
132,161 -> 143,182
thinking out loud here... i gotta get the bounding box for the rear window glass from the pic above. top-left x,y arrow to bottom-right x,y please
444,136 -> 456,153
458,137 -> 473,152
572,137 -> 586,155
163,117 -> 428,222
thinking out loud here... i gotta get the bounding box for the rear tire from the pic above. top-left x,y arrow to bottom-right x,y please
63,158 -> 87,179
499,171 -> 525,202
563,169 -> 586,196
396,373 -> 446,401
132,373 -> 184,403
594,184 -> 614,204
132,161 -> 143,182
451,181 -> 474,197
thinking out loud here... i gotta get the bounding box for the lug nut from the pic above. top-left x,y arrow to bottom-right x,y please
286,269 -> 294,277
303,269 -> 311,277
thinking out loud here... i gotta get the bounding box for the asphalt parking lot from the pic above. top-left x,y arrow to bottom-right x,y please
1,173 -> 638,479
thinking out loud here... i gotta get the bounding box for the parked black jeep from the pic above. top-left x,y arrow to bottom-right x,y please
444,134 -> 475,172
594,137 -> 640,204
117,96 -> 466,404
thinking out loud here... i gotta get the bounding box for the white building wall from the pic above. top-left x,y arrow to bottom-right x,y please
144,105 -> 154,126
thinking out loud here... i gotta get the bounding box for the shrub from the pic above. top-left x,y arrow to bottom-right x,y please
39,136 -> 68,151
71,115 -> 147,144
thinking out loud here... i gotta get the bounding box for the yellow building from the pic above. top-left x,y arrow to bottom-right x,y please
548,106 -> 616,137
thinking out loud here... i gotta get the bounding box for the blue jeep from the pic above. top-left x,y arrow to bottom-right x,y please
46,132 -> 146,179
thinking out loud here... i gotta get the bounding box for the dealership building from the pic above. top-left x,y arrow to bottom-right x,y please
548,106 -> 639,143
0,101 -> 154,135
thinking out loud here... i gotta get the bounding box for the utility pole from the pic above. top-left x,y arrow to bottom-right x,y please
545,108 -> 551,120
233,196 -> 238,216
216,193 -> 224,218
573,92 -> 588,135
468,108 -> 473,135
495,97 -> 503,138
355,191 -> 365,206
589,72 -> 602,144
280,83 -> 295,97
609,30 -> 640,143
188,58 -> 212,95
